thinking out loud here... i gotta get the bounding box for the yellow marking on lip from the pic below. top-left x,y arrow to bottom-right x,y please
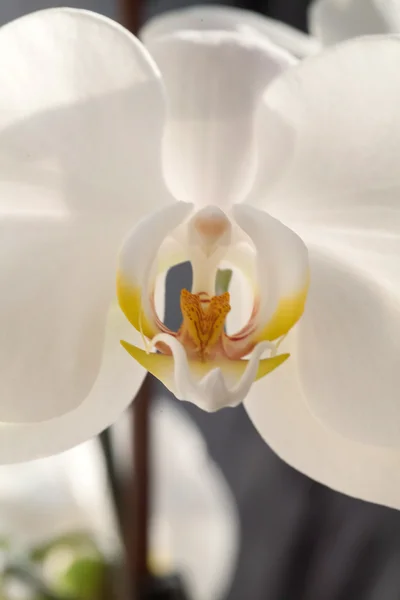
180,289 -> 231,360
120,339 -> 289,393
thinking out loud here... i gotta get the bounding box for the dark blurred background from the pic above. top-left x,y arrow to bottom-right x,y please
0,0 -> 312,31
143,0 -> 312,32
2,1 -> 400,599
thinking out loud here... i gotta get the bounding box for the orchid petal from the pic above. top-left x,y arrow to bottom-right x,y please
310,0 -> 400,45
233,204 -> 309,342
243,34 -> 400,504
0,8 -> 168,214
245,246 -> 400,504
250,36 -> 400,336
117,201 -> 193,338
249,36 -> 400,409
0,304 -> 146,463
146,31 -> 294,208
297,249 -> 400,448
0,9 -> 167,428
249,36 -> 400,218
244,310 -> 400,510
141,5 -> 320,58
121,336 -> 289,412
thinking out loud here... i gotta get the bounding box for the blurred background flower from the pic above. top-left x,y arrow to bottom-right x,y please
112,398 -> 239,600
0,399 -> 238,600
310,0 -> 400,46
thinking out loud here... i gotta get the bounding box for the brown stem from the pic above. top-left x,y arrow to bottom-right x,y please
133,375 -> 152,596
122,375 -> 152,600
118,3 -> 151,598
119,0 -> 142,36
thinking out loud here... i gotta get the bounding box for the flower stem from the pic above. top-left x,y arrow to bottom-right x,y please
119,0 -> 142,38
99,428 -> 124,536
116,0 -> 151,595
129,375 -> 152,598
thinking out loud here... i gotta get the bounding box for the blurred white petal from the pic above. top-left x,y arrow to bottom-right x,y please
141,5 -> 320,58
310,0 -> 400,45
0,394 -> 237,599
112,399 -> 239,600
0,440 -> 117,553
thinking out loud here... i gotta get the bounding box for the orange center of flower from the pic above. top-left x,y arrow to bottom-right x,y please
180,289 -> 231,361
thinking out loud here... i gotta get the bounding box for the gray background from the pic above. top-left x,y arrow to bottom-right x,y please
2,2 -> 400,599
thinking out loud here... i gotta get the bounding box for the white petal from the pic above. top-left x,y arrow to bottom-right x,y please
248,36 -> 400,217
0,9 -> 168,427
242,30 -> 400,509
0,8 -> 168,213
244,311 -> 400,510
0,304 -> 146,463
146,31 -> 294,208
63,440 -> 119,553
141,5 -> 320,58
249,35 -> 400,428
245,357 -> 400,511
118,201 -> 193,337
0,442 -> 116,549
245,245 -> 400,508
297,249 -> 400,447
233,204 -> 309,341
248,36 -> 400,338
309,0 -> 400,45
293,207 -> 400,301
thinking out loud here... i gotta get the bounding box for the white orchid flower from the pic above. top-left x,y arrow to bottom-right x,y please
0,440 -> 117,552
1,8 -> 400,511
310,0 -> 400,46
0,7 -> 300,458
141,4 -> 321,57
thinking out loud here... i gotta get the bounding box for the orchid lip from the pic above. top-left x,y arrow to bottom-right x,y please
117,201 -> 308,410
150,333 -> 283,412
